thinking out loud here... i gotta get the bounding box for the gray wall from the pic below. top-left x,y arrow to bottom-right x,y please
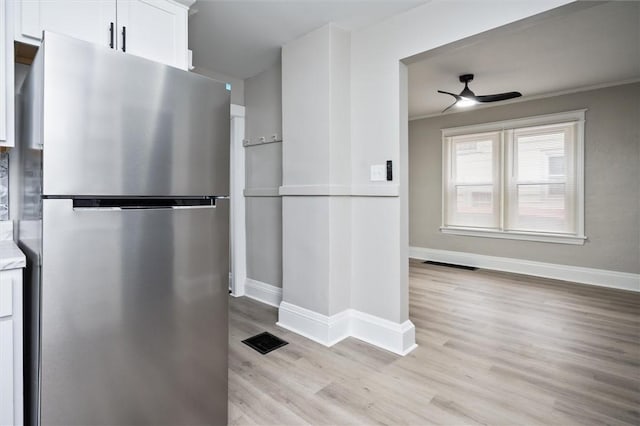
192,66 -> 245,106
244,59 -> 283,287
409,83 -> 640,274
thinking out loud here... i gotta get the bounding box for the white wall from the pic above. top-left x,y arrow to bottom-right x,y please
281,25 -> 331,186
245,61 -> 282,143
244,60 -> 283,288
281,24 -> 352,317
348,0 -> 573,324
276,0 -> 575,354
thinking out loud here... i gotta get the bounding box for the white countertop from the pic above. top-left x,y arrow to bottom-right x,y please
0,221 -> 26,270
0,240 -> 26,270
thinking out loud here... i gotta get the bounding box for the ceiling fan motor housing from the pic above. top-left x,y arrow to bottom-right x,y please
459,74 -> 474,83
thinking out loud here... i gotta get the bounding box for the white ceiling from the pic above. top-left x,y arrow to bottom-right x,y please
188,0 -> 425,80
407,1 -> 640,119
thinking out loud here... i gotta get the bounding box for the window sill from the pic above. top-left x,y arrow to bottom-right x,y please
440,226 -> 586,245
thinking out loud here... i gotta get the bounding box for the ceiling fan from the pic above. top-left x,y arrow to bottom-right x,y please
438,74 -> 522,113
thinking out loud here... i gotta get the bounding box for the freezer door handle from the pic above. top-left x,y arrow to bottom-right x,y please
72,198 -> 218,211
171,205 -> 217,210
73,206 -> 218,212
73,207 -> 123,212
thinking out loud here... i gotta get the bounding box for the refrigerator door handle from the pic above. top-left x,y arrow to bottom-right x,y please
73,207 -> 123,212
171,205 -> 217,210
72,198 -> 218,210
73,205 -> 218,212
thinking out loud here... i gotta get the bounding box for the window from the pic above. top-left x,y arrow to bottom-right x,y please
442,110 -> 586,244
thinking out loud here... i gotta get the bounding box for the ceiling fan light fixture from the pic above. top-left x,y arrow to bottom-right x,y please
437,73 -> 522,113
457,97 -> 477,107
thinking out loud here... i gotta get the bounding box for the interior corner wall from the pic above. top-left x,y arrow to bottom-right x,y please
348,0 -> 574,324
281,25 -> 332,186
244,59 -> 283,288
409,83 -> 640,274
245,60 -> 283,143
192,66 -> 245,106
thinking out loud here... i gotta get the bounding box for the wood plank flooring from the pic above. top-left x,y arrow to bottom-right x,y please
229,259 -> 640,425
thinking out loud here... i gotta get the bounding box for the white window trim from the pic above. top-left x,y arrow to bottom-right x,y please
441,109 -> 586,245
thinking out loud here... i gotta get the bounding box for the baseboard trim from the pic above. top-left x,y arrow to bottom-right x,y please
350,310 -> 418,356
409,246 -> 640,292
244,279 -> 283,307
277,301 -> 417,356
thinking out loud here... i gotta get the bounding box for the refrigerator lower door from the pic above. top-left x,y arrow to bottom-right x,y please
36,198 -> 229,425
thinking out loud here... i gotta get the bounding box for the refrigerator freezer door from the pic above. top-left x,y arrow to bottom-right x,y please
36,198 -> 229,425
36,32 -> 230,197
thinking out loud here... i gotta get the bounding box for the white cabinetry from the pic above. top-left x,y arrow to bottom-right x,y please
15,0 -> 116,48
13,0 -> 189,69
1,0 -> 8,146
116,0 -> 188,70
0,267 -> 24,426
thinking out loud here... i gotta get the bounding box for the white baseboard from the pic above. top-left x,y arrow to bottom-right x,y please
277,301 -> 417,356
350,310 -> 418,356
277,302 -> 351,346
410,246 -> 640,292
244,279 -> 283,307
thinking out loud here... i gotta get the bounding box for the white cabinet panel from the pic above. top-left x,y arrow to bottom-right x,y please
0,268 -> 23,426
0,319 -> 14,426
15,0 -> 189,69
1,0 -> 7,145
117,0 -> 188,69
16,0 -> 117,47
0,276 -> 12,317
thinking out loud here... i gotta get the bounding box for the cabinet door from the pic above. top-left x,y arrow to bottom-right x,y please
0,319 -> 14,426
1,0 -> 7,144
17,0 -> 116,47
117,0 -> 188,69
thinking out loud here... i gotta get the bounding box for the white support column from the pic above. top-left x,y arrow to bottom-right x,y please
278,24 -> 417,356
230,104 -> 246,297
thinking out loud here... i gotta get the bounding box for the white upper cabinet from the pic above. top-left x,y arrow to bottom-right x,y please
1,0 -> 7,145
14,0 -> 189,69
117,0 -> 188,70
16,0 -> 117,48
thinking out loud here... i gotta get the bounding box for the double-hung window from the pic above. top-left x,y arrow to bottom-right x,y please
442,110 -> 586,244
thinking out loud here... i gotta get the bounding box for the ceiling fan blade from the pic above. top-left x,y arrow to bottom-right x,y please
441,101 -> 457,113
437,90 -> 462,101
475,92 -> 522,103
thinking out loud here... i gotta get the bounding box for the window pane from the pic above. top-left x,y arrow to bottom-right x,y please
548,156 -> 565,176
449,185 -> 496,228
513,184 -> 568,232
516,132 -> 565,181
454,139 -> 493,183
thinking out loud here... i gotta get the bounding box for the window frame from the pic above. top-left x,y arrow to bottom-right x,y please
441,110 -> 586,245
444,131 -> 501,230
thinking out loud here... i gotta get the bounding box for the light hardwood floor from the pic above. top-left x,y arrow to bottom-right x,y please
229,259 -> 640,425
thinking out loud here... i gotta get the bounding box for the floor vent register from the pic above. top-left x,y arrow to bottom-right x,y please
423,260 -> 478,271
242,332 -> 289,355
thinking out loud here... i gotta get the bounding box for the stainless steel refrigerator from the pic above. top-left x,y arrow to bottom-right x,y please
18,32 -> 229,425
